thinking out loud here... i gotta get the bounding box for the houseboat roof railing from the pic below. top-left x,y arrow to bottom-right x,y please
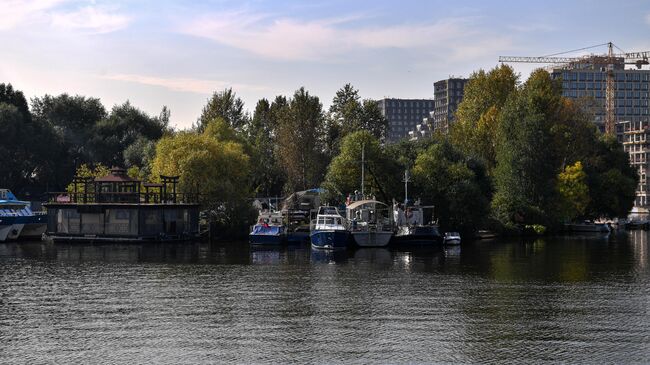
47,169 -> 198,205
45,191 -> 199,204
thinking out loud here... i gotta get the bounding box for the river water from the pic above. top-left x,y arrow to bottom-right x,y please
0,232 -> 649,364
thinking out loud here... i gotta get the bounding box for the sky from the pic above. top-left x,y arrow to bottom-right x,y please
2,0 -> 650,129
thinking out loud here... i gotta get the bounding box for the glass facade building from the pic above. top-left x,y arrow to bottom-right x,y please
377,98 -> 434,142
432,78 -> 468,133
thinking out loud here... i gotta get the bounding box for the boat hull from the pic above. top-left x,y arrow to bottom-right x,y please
352,231 -> 392,247
392,226 -> 443,246
249,233 -> 286,245
20,223 -> 47,239
311,230 -> 349,249
0,225 -> 11,242
7,223 -> 24,240
565,223 -> 610,233
444,238 -> 461,245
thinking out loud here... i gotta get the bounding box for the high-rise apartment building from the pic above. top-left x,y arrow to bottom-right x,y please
377,98 -> 434,142
432,78 -> 468,133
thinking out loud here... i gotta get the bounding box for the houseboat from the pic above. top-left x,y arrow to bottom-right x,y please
44,167 -> 200,243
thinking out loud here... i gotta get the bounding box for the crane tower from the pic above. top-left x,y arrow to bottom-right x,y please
499,42 -> 649,135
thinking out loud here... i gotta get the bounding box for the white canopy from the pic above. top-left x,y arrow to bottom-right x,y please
346,199 -> 387,210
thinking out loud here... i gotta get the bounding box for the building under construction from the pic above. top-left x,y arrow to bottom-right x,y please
550,61 -> 650,213
501,43 -> 650,213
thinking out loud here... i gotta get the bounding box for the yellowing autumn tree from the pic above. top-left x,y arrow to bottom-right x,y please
557,161 -> 590,221
151,119 -> 252,231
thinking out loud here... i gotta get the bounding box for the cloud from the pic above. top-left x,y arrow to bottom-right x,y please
51,6 -> 130,33
99,73 -> 270,94
0,0 -> 65,30
0,1 -> 129,33
180,11 -> 511,61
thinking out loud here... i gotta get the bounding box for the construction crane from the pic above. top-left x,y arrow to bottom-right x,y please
499,42 -> 650,135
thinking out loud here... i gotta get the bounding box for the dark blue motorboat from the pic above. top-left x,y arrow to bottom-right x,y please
249,210 -> 286,245
310,206 -> 349,249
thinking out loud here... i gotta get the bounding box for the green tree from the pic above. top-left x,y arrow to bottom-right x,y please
151,119 -> 253,236
0,84 -> 62,192
123,137 -> 157,178
492,69 -> 564,227
31,93 -> 107,164
583,135 -> 638,218
324,131 -> 401,203
91,101 -> 168,167
248,98 -> 285,196
412,140 -> 491,234
276,87 -> 327,192
450,64 -> 519,171
325,84 -> 388,157
197,88 -> 248,132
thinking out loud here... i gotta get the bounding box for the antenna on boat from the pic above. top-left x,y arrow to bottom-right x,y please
361,142 -> 365,198
403,169 -> 410,206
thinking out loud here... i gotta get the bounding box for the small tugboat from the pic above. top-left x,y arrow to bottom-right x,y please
443,232 -> 461,245
346,199 -> 393,247
310,206 -> 349,249
0,189 -> 47,241
249,210 -> 286,245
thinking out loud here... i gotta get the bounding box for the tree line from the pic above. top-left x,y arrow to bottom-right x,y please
0,64 -> 637,236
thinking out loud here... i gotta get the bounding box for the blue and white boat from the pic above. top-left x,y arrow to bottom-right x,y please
0,189 -> 46,241
310,206 -> 349,249
249,210 -> 287,245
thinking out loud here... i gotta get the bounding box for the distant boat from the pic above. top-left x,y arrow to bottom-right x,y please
249,210 -> 286,245
346,199 -> 393,247
391,204 -> 443,246
476,230 -> 498,240
443,232 -> 461,245
565,221 -> 610,234
310,206 -> 349,249
0,189 -> 46,241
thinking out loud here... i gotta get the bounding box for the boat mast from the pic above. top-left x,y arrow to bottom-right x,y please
361,143 -> 365,198
403,169 -> 410,206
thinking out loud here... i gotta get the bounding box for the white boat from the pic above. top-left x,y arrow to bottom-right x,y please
444,232 -> 461,245
346,199 -> 393,247
0,189 -> 46,241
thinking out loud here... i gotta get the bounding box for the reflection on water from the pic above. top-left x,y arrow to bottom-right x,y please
0,232 -> 649,364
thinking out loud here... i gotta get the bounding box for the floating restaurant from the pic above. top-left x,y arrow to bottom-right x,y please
44,167 -> 200,242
